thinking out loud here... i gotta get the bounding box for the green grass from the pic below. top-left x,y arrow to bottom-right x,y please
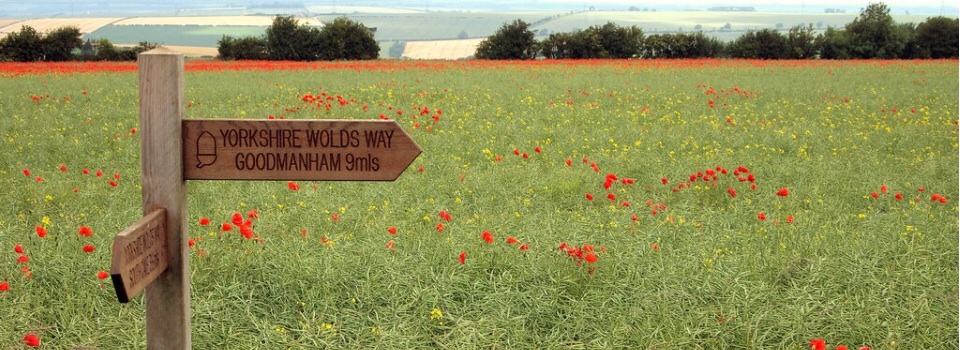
0,60 -> 957,349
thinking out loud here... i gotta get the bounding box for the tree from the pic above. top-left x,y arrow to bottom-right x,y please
845,2 -> 903,58
475,19 -> 537,59
816,27 -> 851,59
316,17 -> 379,60
266,16 -> 321,60
218,35 -> 268,60
727,29 -> 789,59
40,26 -> 82,61
786,24 -> 817,59
594,22 -> 644,58
914,16 -> 959,58
641,33 -> 723,58
0,25 -> 44,61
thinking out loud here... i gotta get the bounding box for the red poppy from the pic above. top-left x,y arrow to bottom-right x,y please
23,333 -> 40,348
621,178 -> 635,185
113,172 -> 121,180
809,338 -> 826,350
505,236 -> 519,244
836,345 -> 848,350
188,239 -> 196,248
240,224 -> 254,239
58,163 -> 68,172
482,230 -> 494,244
521,152 -> 529,159
519,243 -> 529,251
97,271 -> 109,280
109,180 -> 118,187
859,346 -> 871,350
30,225 -> 44,238
650,242 -> 660,252
439,210 -> 453,222
513,148 -> 520,156
750,183 -> 757,191
584,252 -> 598,263
82,168 -> 90,175
786,215 -> 794,224
17,255 -> 29,264
607,193 -> 616,202
661,177 -> 668,185
198,217 -> 210,226
95,169 -> 103,177
870,191 -> 879,199
458,251 -> 466,265
82,244 -> 95,253
776,187 -> 789,197
287,181 -> 299,191
727,187 -> 737,198
631,213 -> 639,222
880,184 -> 887,194
35,176 -> 44,183
747,174 -> 755,183
14,244 -> 24,254
565,159 -> 572,167
231,212 -> 244,225
0,280 -> 8,292
757,211 -> 766,221
22,168 -> 30,177
534,146 -> 542,154
894,192 -> 903,201
78,225 -> 93,237
387,226 -> 397,235
221,223 -> 233,232
436,223 -> 445,234
385,240 -> 396,251
585,193 -> 594,201
246,209 -> 259,220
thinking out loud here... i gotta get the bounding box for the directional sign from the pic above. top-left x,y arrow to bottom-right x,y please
111,209 -> 168,303
182,119 -> 422,181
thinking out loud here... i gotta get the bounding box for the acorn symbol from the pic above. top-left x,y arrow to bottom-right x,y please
195,131 -> 217,168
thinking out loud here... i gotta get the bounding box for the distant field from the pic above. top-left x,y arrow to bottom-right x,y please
306,5 -> 424,14
88,25 -> 269,47
0,17 -> 120,35
114,16 -> 322,26
402,38 -> 484,59
318,13 -> 552,41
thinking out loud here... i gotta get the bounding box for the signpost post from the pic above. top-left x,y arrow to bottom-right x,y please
109,47 -> 421,349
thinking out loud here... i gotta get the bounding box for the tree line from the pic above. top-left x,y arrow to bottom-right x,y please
0,25 -> 156,61
476,3 -> 958,59
218,16 -> 378,60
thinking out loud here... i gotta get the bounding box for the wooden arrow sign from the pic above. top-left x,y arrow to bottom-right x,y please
111,209 -> 169,303
181,119 -> 421,181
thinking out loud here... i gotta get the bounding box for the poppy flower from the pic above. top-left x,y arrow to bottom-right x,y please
439,210 -> 452,222
786,215 -> 794,224
757,211 -> 766,221
505,236 -> 519,244
621,178 -> 636,185
82,168 -> 90,175
584,252 -> 598,263
519,243 -> 529,251
750,183 -> 757,191
747,174 -> 755,183
565,159 -> 572,167
385,240 -> 396,251
836,345 -> 848,350
17,255 -> 29,264
97,271 -> 109,280
859,346 -> 871,350
880,184 -> 887,194
14,244 -> 24,254
35,176 -> 44,183
534,146 -> 542,154
231,212 -> 244,225
34,225 -> 46,238
808,338 -> 826,350
436,223 -> 445,234
521,152 -> 529,159
82,244 -> 95,253
776,187 -> 789,197
188,239 -> 196,248
23,333 -> 40,348
513,148 -> 520,156
894,192 -> 903,201
78,225 -> 93,237
727,187 -> 737,198
95,169 -> 103,177
221,223 -> 233,232
198,217 -> 210,226
870,191 -> 879,199
631,213 -> 639,222
287,181 -> 299,191
458,251 -> 466,265
387,226 -> 397,235
607,193 -> 616,202
58,163 -> 68,172
0,280 -> 8,292
22,168 -> 30,177
482,230 -> 494,244
109,180 -> 118,187
661,177 -> 668,185
650,242 -> 660,252
240,225 -> 254,239
246,209 -> 259,220
585,193 -> 594,201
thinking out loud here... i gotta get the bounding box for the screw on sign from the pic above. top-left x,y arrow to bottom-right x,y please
111,47 -> 421,349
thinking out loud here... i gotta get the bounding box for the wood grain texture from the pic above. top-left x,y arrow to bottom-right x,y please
110,209 -> 168,304
138,47 -> 191,350
182,119 -> 421,181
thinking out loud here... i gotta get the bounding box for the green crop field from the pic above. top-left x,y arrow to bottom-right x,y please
0,60 -> 957,349
88,25 -> 269,47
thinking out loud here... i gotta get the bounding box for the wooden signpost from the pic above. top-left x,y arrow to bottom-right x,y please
109,47 -> 421,349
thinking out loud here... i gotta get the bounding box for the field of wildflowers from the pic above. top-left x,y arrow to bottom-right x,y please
0,59 -> 957,349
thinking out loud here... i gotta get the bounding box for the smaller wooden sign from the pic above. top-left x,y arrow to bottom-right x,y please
111,209 -> 169,303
